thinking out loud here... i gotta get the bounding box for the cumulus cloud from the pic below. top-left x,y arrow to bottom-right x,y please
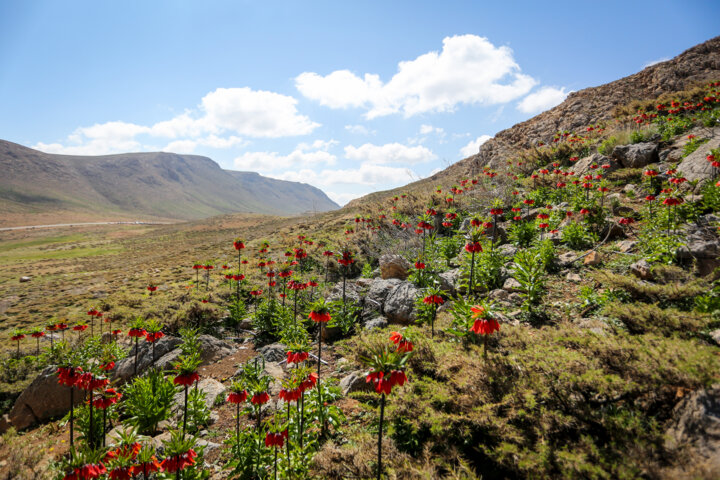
296,34 -> 537,118
324,191 -> 362,206
233,144 -> 337,172
516,86 -> 569,114
34,87 -> 318,155
344,143 -> 436,165
344,124 -> 374,135
460,135 -> 492,157
272,164 -> 416,187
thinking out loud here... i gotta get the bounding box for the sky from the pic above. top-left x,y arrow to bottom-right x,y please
1,1 -> 718,206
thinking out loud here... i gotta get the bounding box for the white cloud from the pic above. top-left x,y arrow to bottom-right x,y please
272,164 -> 416,187
460,135 -> 492,157
643,57 -> 670,69
325,191 -> 362,206
516,86 -> 569,114
296,34 -> 537,118
233,145 -> 337,172
419,124 -> 445,136
34,87 -> 318,156
344,143 -> 436,165
344,124 -> 374,135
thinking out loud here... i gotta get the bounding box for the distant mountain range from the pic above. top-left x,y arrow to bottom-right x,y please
0,140 -> 339,224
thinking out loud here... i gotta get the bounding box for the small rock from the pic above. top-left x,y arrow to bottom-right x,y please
19,276 -> 31,283
355,278 -> 373,288
612,142 -> 659,168
488,289 -> 509,302
502,278 -> 522,292
709,329 -> 720,346
617,240 -> 638,253
257,343 -> 287,363
630,260 -> 652,280
0,414 -> 10,434
438,269 -> 460,295
622,184 -> 637,194
558,252 -> 578,267
508,293 -> 523,305
566,272 -> 582,283
496,244 -> 517,257
583,251 -> 603,266
340,371 -> 373,396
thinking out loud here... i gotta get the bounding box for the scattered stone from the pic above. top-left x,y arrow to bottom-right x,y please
19,276 -> 31,283
496,244 -> 517,258
113,336 -> 183,383
622,184 -> 637,194
379,254 -> 412,280
665,384 -> 720,473
488,289 -> 509,302
8,366 -> 84,431
574,153 -> 619,174
558,252 -> 578,268
613,204 -> 635,217
710,329 -> 720,346
340,371 -> 374,396
630,259 -> 652,280
364,317 -> 388,331
502,278 -> 522,292
355,278 -> 373,288
600,221 -> 626,240
566,272 -> 582,283
195,335 -> 236,363
257,343 -> 287,363
617,240 -> 638,253
384,281 -> 419,324
612,142 -> 659,168
583,251 -> 603,266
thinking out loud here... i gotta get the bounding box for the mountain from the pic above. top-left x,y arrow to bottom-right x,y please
347,36 -> 720,209
0,140 -> 339,225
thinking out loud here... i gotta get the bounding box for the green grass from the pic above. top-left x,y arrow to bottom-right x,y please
0,245 -> 122,262
0,234 -> 87,253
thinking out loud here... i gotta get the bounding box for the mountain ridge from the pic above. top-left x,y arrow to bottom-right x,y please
0,140 -> 339,225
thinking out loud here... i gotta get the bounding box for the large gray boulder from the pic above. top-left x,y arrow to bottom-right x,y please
379,254 -> 412,280
257,343 -> 287,363
8,366 -> 84,431
196,335 -> 236,363
113,335 -> 183,383
438,268 -> 460,295
364,278 -> 402,316
383,281 -> 419,324
677,219 -> 720,275
172,378 -> 226,419
666,385 -> 720,473
612,142 -> 659,168
677,128 -> 720,189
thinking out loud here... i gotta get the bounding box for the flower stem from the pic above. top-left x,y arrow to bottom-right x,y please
182,384 -> 188,439
377,393 -> 385,480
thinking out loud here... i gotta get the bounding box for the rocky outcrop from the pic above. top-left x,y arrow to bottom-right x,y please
666,385 -> 720,473
384,281 -> 420,324
113,336 -> 183,383
612,142 -> 659,168
172,378 -> 226,419
8,366 -> 83,431
379,254 -> 412,280
677,128 -> 720,189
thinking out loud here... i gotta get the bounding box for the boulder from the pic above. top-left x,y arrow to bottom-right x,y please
113,335 -> 183,383
196,335 -> 236,363
340,371 -> 374,396
630,260 -> 652,280
665,385 -> 720,472
384,281 -> 420,324
677,220 -> 720,275
566,272 -> 582,283
616,240 -> 637,253
364,317 -> 388,331
257,343 -> 287,363
557,252 -> 578,268
496,244 -> 517,258
379,254 -> 412,280
438,269 -> 460,295
710,329 -> 720,346
677,129 -> 720,189
172,378 -> 226,418
612,142 -> 659,168
365,278 -> 402,315
8,366 -> 84,431
488,289 -> 509,302
328,281 -> 361,305
574,153 -> 619,174
502,278 -> 522,292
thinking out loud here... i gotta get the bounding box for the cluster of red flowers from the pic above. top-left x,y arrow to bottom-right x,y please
92,387 -> 122,410
173,372 -> 199,386
286,350 -> 309,364
251,391 -> 270,405
366,369 -> 408,395
265,430 -> 288,447
160,449 -> 197,473
62,463 -> 107,480
145,331 -> 164,343
226,390 -> 248,404
423,294 -> 444,306
390,331 -> 413,353
470,306 -> 500,335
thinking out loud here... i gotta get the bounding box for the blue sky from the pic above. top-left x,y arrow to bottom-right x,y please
1,1 -> 718,205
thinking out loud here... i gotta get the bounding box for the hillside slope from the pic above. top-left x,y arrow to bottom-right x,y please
347,35 -> 720,209
0,140 -> 339,225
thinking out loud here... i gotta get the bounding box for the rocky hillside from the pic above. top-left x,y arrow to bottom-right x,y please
0,140 -> 339,225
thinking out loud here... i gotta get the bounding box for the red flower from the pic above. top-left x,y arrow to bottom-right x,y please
57,366 -> 83,387
73,324 -> 88,332
173,372 -> 199,386
390,331 -> 413,353
234,240 -> 245,250
226,390 -> 248,404
423,295 -> 444,305
31,331 -> 45,338
465,242 -> 483,253
663,197 -> 683,206
92,388 -> 122,410
414,261 -> 426,270
147,285 -> 158,292
265,432 -> 287,448
251,391 -> 270,405
100,361 -> 115,371
471,317 -> 500,335
128,328 -> 147,338
287,351 -> 309,364
145,331 -> 165,343
618,218 -> 635,225
309,310 -> 331,323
